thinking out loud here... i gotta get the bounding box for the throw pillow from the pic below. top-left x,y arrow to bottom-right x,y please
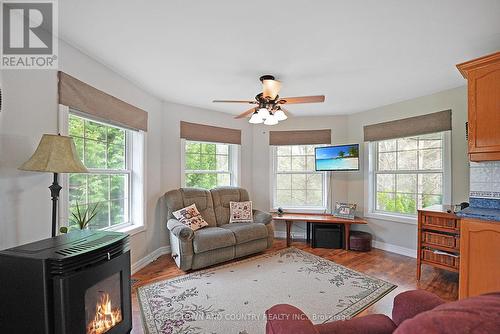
229,201 -> 253,223
172,203 -> 209,231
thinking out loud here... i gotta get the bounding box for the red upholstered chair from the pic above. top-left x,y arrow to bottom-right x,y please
266,290 -> 500,334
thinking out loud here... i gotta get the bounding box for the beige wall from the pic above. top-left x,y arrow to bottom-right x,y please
251,115 -> 351,236
249,86 -> 469,250
0,39 -> 469,262
0,41 -> 163,266
155,101 -> 255,251
0,40 -> 254,267
162,102 -> 254,194
0,70 -> 59,249
346,86 -> 469,250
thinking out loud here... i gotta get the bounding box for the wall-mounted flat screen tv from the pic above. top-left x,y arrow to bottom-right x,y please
315,144 -> 360,171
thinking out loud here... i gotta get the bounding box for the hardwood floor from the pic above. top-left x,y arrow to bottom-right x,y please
130,239 -> 458,333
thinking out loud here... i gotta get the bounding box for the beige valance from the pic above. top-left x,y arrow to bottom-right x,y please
269,129 -> 331,146
363,110 -> 452,142
58,72 -> 148,131
180,121 -> 241,145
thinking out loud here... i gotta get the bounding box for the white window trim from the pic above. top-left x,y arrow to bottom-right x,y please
58,105 -> 146,236
180,139 -> 240,188
364,131 -> 452,225
270,146 -> 329,213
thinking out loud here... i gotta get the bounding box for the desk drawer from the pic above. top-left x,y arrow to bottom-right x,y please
422,249 -> 459,269
422,231 -> 460,249
422,215 -> 459,232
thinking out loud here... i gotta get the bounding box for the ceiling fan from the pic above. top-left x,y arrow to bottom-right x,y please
213,75 -> 325,125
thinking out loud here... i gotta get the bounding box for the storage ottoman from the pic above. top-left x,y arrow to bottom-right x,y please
349,231 -> 372,251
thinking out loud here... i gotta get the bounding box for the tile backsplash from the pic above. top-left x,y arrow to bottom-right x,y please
469,161 -> 500,200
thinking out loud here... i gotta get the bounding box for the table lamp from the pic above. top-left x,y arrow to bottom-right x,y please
19,134 -> 88,237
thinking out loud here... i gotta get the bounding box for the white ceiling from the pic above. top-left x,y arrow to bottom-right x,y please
59,0 -> 500,116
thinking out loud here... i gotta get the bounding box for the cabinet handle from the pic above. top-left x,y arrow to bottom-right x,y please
433,249 -> 459,258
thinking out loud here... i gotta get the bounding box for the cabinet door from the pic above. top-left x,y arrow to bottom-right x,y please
468,60 -> 500,156
459,219 -> 500,299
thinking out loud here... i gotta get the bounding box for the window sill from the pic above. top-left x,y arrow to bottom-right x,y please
106,224 -> 146,236
364,212 -> 417,225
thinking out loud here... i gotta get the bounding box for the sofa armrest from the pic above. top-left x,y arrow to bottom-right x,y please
253,209 -> 273,225
315,314 -> 396,334
392,290 -> 446,326
266,304 -> 319,334
167,219 -> 194,240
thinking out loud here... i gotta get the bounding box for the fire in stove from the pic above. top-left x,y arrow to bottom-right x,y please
87,292 -> 123,334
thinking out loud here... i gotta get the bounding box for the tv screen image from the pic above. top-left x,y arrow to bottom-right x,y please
315,144 -> 359,171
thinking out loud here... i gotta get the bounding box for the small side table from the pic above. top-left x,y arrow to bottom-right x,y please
272,213 -> 368,249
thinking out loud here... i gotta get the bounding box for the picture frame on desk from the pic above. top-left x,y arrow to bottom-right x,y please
333,202 -> 357,220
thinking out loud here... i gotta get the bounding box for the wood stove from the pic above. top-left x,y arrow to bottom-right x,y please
0,230 -> 132,334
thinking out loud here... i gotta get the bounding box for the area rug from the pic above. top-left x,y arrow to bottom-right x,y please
137,247 -> 396,334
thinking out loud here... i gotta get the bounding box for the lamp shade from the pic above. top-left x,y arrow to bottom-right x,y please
249,112 -> 263,124
274,109 -> 288,121
262,79 -> 281,100
257,107 -> 269,120
264,114 -> 278,125
19,134 -> 88,173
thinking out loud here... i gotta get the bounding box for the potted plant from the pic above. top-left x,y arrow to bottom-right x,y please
59,202 -> 100,234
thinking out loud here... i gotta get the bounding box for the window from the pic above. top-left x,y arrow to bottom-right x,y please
183,140 -> 238,189
67,113 -> 142,230
272,145 -> 327,210
369,132 -> 450,218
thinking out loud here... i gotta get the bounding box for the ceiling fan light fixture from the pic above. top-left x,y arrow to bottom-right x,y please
249,112 -> 263,124
274,109 -> 287,121
264,114 -> 278,126
218,75 -> 326,122
257,107 -> 269,119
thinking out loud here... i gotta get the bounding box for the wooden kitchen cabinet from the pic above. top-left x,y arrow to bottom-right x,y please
459,218 -> 500,299
457,52 -> 500,161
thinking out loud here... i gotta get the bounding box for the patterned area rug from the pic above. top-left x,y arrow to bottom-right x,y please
137,248 -> 396,334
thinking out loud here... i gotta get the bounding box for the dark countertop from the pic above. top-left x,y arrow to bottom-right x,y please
456,206 -> 500,222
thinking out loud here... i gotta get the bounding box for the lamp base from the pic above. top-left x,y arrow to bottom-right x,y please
49,173 -> 61,237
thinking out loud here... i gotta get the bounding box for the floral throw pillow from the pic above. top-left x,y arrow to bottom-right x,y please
229,201 -> 253,223
172,204 -> 209,231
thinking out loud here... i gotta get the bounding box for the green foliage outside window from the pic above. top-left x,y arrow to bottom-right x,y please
68,114 -> 128,229
275,145 -> 325,208
376,192 -> 443,215
184,141 -> 232,189
376,192 -> 417,214
375,133 -> 444,215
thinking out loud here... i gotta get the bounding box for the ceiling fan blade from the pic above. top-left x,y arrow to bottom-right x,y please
213,100 -> 257,104
279,95 -> 325,104
262,79 -> 281,100
234,107 -> 257,119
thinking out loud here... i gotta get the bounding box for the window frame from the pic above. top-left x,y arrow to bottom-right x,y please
180,139 -> 240,189
58,105 -> 145,235
365,131 -> 452,224
270,145 -> 329,212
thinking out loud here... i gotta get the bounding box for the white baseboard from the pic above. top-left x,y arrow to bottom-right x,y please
131,246 -> 171,274
372,240 -> 416,258
274,231 -> 416,258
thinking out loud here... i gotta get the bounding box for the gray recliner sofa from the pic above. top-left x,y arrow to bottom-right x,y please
165,187 -> 274,271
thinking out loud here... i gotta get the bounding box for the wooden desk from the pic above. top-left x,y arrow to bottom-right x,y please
272,213 -> 368,249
